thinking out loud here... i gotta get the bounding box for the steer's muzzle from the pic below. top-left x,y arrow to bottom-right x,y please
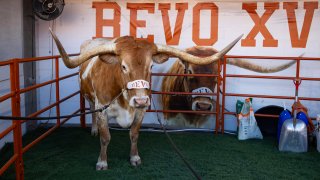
192,97 -> 214,112
132,96 -> 150,108
195,102 -> 213,111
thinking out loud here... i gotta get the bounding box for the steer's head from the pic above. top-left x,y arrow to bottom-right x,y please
111,36 -> 161,108
49,28 -> 242,109
184,46 -> 220,112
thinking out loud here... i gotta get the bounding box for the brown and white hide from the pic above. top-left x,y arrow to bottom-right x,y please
79,37 -> 157,170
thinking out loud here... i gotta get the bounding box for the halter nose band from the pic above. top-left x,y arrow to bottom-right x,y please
191,87 -> 213,99
127,80 -> 150,89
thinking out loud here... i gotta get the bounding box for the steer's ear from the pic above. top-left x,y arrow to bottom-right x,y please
152,54 -> 169,64
99,54 -> 119,64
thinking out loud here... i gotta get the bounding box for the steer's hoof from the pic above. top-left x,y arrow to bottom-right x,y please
130,155 -> 141,167
96,161 -> 108,170
91,128 -> 98,136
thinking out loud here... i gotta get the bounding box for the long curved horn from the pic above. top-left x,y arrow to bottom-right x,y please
226,58 -> 296,73
49,28 -> 116,69
156,34 -> 243,65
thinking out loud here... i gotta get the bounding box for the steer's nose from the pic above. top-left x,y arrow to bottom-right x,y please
196,102 -> 212,111
134,96 -> 149,107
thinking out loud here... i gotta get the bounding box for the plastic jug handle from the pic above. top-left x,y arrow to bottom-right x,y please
294,78 -> 301,90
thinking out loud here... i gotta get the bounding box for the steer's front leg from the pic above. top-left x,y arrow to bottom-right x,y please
96,111 -> 110,170
129,110 -> 145,166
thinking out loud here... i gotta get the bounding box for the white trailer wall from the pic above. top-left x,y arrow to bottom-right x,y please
0,0 -> 26,149
35,0 -> 320,131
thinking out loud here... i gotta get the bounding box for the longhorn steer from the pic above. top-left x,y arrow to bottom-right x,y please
50,29 -> 241,169
161,46 -> 295,128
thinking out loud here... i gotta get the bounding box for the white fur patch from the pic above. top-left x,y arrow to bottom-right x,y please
107,100 -> 134,128
96,161 -> 108,168
82,57 -> 98,80
94,95 -> 134,128
130,155 -> 141,162
192,101 -> 197,111
122,89 -> 129,100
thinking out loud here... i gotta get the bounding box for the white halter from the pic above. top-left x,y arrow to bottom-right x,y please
191,87 -> 213,99
127,80 -> 150,89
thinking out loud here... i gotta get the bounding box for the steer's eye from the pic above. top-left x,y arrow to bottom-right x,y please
121,64 -> 129,73
122,65 -> 127,71
187,69 -> 194,79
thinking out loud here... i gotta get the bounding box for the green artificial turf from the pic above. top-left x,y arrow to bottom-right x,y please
1,127 -> 319,180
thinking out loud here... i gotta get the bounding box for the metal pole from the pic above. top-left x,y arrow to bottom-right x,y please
11,60 -> 24,180
215,59 -> 221,134
80,93 -> 86,128
55,57 -> 61,126
221,56 -> 227,134
23,0 -> 37,131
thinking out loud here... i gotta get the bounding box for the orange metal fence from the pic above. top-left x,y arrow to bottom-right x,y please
221,55 -> 320,133
0,54 -> 319,179
0,54 -> 85,180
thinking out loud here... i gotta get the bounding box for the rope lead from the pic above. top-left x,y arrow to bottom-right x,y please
151,96 -> 202,180
0,90 -> 126,121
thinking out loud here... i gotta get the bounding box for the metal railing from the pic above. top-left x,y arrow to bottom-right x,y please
1,53 -> 319,179
221,55 -> 320,133
0,54 -> 85,180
